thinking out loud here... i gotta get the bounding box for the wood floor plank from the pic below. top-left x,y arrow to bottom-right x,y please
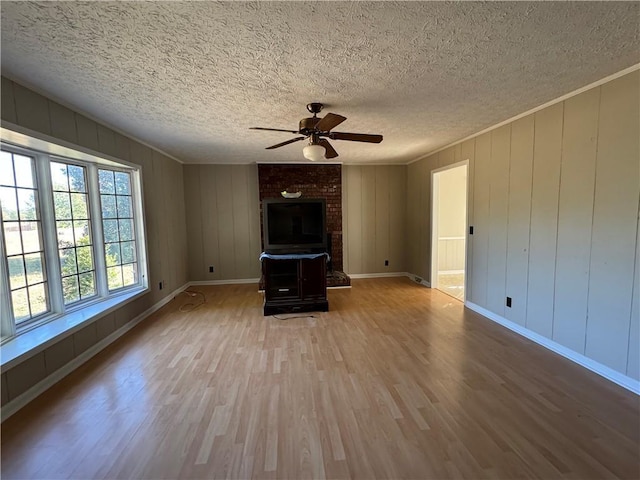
1,277 -> 639,479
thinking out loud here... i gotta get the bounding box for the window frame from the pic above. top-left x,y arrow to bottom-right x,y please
0,128 -> 149,342
1,149 -> 50,326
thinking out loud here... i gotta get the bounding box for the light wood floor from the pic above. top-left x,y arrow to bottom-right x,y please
2,278 -> 639,479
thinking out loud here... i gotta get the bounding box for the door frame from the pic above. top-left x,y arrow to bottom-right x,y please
430,160 -> 469,297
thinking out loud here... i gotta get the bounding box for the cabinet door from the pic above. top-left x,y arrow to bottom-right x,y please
265,259 -> 299,299
300,257 -> 326,299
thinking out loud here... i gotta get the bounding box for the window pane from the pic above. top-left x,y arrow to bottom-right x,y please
54,192 -> 71,220
21,222 -> 42,253
79,272 -> 95,298
29,283 -> 48,316
8,255 -> 26,289
114,172 -> 131,195
98,170 -> 115,194
100,169 -> 138,292
60,248 -> 77,275
76,246 -> 94,273
101,195 -> 117,218
0,151 -> 15,186
56,220 -> 73,248
107,266 -> 123,290
103,219 -> 119,242
62,276 -> 80,304
50,162 -> 69,190
11,288 -> 29,322
24,252 -> 45,285
74,220 -> 91,245
105,243 -> 120,266
122,263 -> 137,286
0,187 -> 18,220
67,165 -> 86,192
118,219 -> 134,241
13,155 -> 34,188
70,193 -> 88,219
116,195 -> 132,218
17,189 -> 37,221
3,223 -> 22,255
121,241 -> 136,264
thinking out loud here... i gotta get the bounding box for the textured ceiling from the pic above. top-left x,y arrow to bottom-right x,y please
1,1 -> 639,165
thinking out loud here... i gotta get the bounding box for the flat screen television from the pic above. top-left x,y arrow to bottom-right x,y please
262,198 -> 327,253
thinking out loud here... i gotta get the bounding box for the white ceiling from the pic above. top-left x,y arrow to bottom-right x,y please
1,1 -> 638,165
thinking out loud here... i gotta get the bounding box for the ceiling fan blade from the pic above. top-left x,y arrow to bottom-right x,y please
266,137 -> 306,149
251,127 -> 299,133
318,139 -> 339,159
315,113 -> 347,132
330,132 -> 383,143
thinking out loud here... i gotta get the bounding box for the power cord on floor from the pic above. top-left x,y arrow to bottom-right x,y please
179,290 -> 206,312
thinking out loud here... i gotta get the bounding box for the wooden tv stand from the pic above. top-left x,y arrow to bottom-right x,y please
261,253 -> 329,316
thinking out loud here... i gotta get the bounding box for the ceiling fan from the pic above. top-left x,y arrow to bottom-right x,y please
250,103 -> 383,161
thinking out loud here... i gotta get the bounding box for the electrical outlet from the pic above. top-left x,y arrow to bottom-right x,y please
209,266 -> 214,273
384,260 -> 389,266
159,281 -> 164,290
506,296 -> 512,308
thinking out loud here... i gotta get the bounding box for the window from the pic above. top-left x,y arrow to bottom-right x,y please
99,169 -> 138,291
0,142 -> 147,339
51,162 -> 96,304
0,151 -> 49,323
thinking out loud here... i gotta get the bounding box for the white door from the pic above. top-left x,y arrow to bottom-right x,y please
431,162 -> 468,301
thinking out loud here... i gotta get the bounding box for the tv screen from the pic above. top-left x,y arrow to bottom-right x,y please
263,198 -> 327,253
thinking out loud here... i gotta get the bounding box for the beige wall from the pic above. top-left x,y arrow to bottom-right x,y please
406,71 -> 640,379
183,164 -> 261,281
436,165 -> 467,238
1,77 -> 189,404
343,165 -> 406,274
1,69 -> 638,403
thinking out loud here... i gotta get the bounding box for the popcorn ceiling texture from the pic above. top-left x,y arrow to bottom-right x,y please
1,1 -> 638,165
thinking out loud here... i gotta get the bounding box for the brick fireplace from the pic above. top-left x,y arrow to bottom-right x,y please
258,164 -> 343,273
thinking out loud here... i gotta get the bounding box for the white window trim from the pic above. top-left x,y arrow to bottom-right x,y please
0,124 -> 150,354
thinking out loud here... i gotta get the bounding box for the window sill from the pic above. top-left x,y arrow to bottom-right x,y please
1,286 -> 148,371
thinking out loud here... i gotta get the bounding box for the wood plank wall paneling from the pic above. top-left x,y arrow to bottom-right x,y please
629,226 -> 640,380
586,72 -> 639,372
375,167 -> 390,271
470,133 -> 491,306
48,101 -> 78,144
406,163 -> 420,277
461,139 -> 476,298
405,70 -> 639,380
345,166 -> 363,273
552,89 -> 599,353
1,77 -> 17,123
361,167 -> 377,273
343,165 -> 406,275
505,116 -> 534,326
12,83 -> 51,135
1,77 -> 189,404
183,164 -> 262,281
486,125 -> 510,316
526,103 -> 563,338
389,167 -> 407,272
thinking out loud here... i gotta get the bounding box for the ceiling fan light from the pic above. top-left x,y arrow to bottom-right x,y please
303,144 -> 326,161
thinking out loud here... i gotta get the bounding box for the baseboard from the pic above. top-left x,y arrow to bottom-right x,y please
405,272 -> 431,288
345,272 -> 431,288
465,301 -> 640,395
348,272 -> 408,279
1,282 -> 189,422
188,278 -> 260,286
